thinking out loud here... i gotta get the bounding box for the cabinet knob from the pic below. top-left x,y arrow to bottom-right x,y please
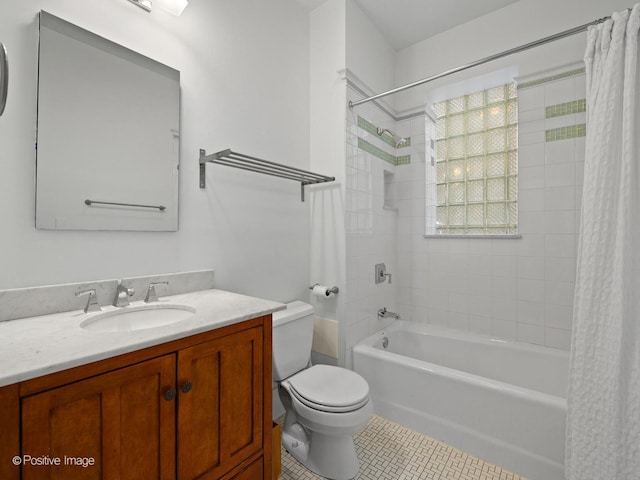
164,387 -> 177,401
181,381 -> 193,394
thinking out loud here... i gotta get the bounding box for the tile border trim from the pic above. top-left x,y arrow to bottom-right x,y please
545,123 -> 586,142
357,137 -> 397,165
357,116 -> 411,149
545,99 -> 586,118
518,67 -> 586,90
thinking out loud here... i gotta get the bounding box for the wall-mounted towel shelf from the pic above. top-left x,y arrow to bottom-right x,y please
199,148 -> 335,202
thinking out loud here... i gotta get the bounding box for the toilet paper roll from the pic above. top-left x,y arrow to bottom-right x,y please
312,285 -> 330,297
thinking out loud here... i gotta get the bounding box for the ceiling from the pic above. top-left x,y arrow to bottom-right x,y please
296,0 -> 522,51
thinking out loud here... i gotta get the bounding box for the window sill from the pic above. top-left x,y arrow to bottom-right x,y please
423,234 -> 522,239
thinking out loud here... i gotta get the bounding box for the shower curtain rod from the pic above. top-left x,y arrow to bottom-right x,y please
349,14 -> 615,109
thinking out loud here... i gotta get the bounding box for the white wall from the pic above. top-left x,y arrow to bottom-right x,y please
0,0 -> 310,303
345,0 -> 395,97
394,0 -> 631,112
308,0 -> 347,364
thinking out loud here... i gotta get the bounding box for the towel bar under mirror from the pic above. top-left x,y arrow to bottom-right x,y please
199,149 -> 335,202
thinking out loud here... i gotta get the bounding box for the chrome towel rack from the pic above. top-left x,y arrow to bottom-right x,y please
199,149 -> 335,202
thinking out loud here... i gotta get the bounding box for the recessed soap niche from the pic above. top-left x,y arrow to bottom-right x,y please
383,170 -> 397,210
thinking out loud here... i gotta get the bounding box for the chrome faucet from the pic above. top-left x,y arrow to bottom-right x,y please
144,281 -> 169,303
76,288 -> 101,313
378,307 -> 400,320
113,281 -> 135,307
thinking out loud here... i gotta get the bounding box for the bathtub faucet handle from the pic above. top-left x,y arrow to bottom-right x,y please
375,263 -> 392,284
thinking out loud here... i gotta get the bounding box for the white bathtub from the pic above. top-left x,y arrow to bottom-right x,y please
353,321 -> 568,480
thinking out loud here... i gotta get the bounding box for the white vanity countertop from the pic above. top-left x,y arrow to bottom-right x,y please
0,289 -> 285,387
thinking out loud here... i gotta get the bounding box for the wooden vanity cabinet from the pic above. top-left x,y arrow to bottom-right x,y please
21,355 -> 177,480
1,315 -> 272,480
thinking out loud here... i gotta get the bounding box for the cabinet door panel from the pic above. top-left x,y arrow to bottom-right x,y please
178,326 -> 263,480
223,337 -> 259,456
230,457 -> 263,480
22,355 -> 176,480
179,348 -> 221,476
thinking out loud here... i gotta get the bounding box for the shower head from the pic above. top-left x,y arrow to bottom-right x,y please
377,127 -> 394,138
376,127 -> 408,148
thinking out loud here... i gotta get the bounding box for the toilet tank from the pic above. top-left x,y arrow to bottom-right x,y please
272,301 -> 315,381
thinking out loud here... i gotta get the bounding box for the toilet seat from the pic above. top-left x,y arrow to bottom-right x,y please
287,365 -> 370,413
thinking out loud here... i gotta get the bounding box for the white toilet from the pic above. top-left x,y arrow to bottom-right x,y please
272,301 -> 373,480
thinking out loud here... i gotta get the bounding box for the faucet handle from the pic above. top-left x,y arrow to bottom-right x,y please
113,281 -> 135,307
145,281 -> 169,303
375,263 -> 392,284
76,288 -> 101,313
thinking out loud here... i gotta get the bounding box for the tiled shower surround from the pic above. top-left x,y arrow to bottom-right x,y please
344,64 -> 586,364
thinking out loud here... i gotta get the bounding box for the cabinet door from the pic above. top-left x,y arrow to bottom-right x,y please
21,355 -> 176,480
177,326 -> 263,480
229,457 -> 263,480
0,384 -> 19,480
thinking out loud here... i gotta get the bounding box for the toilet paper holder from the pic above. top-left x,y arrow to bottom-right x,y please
309,284 -> 339,296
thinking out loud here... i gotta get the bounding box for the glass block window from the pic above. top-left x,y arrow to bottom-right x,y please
433,83 -> 518,235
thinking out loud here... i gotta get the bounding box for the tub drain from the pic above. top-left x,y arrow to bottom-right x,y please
382,336 -> 389,349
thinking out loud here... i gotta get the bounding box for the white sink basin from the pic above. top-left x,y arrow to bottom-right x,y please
80,304 -> 196,332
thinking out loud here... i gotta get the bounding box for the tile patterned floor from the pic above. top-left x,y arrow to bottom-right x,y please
279,415 -> 526,480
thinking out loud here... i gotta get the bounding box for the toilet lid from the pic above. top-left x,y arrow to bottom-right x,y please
288,365 -> 370,413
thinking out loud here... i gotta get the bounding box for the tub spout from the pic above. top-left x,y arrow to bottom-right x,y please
378,307 -> 400,320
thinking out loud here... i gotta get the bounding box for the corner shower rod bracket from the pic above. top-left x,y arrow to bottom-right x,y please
199,148 -> 335,202
348,13 -> 617,109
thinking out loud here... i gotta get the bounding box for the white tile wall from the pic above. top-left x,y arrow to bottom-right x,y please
343,87 -> 399,367
393,70 -> 586,350
343,68 -> 583,359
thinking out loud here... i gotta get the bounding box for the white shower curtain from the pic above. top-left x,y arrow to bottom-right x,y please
566,4 -> 640,480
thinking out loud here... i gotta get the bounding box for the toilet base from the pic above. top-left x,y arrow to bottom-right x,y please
282,425 -> 360,480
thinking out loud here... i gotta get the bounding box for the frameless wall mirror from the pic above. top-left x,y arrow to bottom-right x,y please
36,11 -> 180,231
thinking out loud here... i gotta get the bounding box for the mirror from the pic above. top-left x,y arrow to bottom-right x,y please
36,11 -> 180,231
